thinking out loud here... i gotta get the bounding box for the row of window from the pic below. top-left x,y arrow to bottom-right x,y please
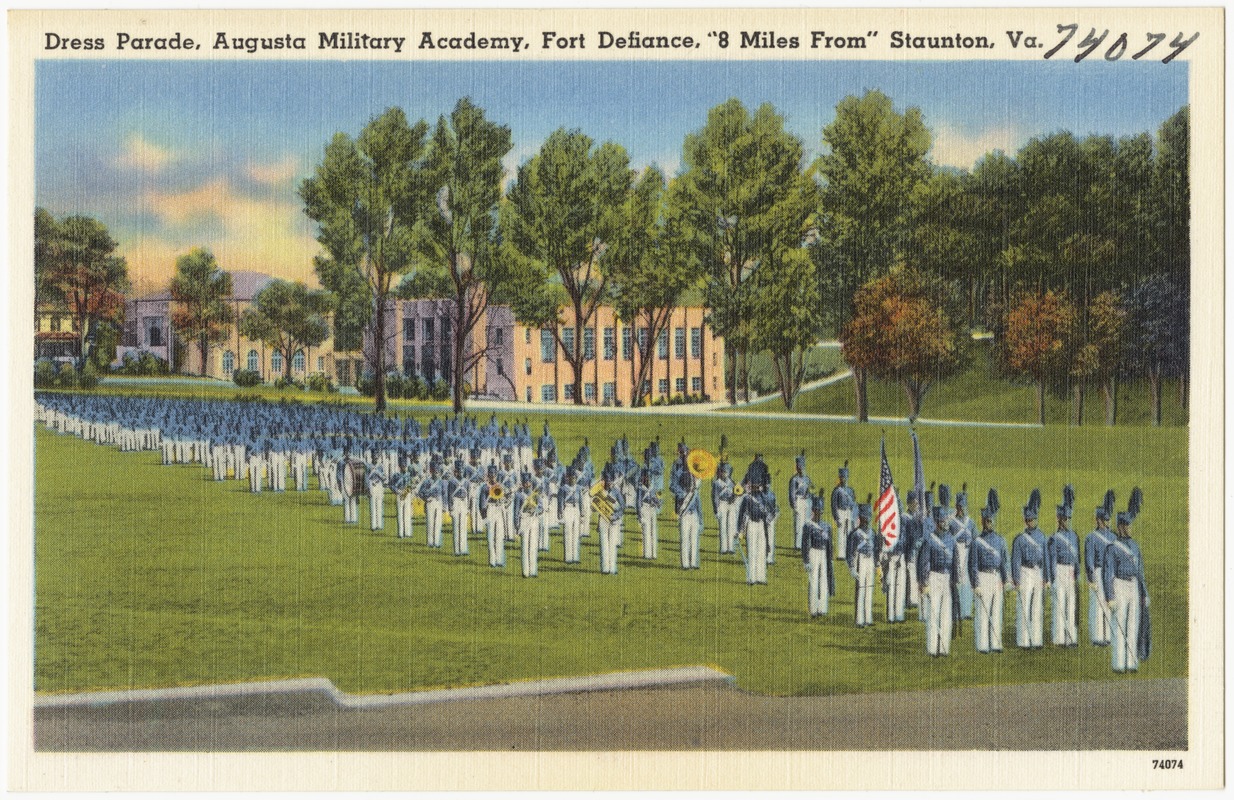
402,316 -> 453,343
536,376 -> 705,402
221,349 -> 322,375
538,326 -> 704,364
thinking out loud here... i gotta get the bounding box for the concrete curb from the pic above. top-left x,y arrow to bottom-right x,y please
34,666 -> 735,711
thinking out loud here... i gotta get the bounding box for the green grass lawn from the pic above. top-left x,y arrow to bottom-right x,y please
761,343 -> 1188,426
34,403 -> 1187,697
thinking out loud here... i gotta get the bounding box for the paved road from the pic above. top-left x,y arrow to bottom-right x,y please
35,677 -> 1184,752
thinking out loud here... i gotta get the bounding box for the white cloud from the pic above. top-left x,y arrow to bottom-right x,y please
245,156 -> 300,187
115,134 -> 174,173
930,124 -> 1022,171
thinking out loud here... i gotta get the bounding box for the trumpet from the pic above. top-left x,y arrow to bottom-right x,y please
592,483 -> 616,518
733,484 -> 746,497
522,489 -> 542,516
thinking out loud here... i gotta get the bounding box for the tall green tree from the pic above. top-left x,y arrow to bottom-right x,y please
1123,274 -> 1187,426
420,98 -> 514,414
300,107 -> 432,412
814,90 -> 932,420
1152,106 -> 1190,407
750,248 -> 820,410
37,212 -> 130,368
238,280 -> 333,381
169,248 -> 234,377
674,99 -> 818,404
503,128 -> 633,405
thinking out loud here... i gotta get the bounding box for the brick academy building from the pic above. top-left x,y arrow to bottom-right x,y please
116,272 -> 726,406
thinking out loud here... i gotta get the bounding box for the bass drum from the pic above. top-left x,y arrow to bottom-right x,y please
342,458 -> 368,497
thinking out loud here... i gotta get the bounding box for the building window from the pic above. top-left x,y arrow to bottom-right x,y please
692,376 -> 702,393
50,316 -> 61,333
584,383 -> 596,402
423,318 -> 435,343
540,329 -> 556,363
293,350 -> 305,372
691,327 -> 701,358
541,384 -> 557,402
621,328 -> 632,361
657,329 -> 668,359
496,357 -> 505,377
583,328 -> 596,361
638,328 -> 649,358
675,377 -> 686,394
145,316 -> 163,348
247,349 -> 259,372
563,383 -> 575,401
602,382 -> 616,403
440,346 -> 452,383
603,327 -> 615,360
404,318 -> 415,341
441,316 -> 452,344
526,386 -> 533,402
641,379 -> 651,396
317,356 -> 325,371
525,328 -> 531,344
658,378 -> 669,396
222,350 -> 235,375
271,351 -> 283,374
674,327 -> 685,359
403,345 -> 416,375
561,327 -> 575,359
422,351 -> 435,382
524,358 -> 532,376
492,327 -> 504,346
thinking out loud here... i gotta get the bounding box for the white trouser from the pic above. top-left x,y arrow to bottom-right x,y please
486,508 -> 506,567
834,509 -> 855,558
232,446 -> 246,480
396,492 -> 414,538
580,494 -> 592,537
852,552 -> 875,626
679,513 -> 700,569
212,446 -> 228,480
793,497 -> 810,549
343,493 -> 358,524
368,485 -> 385,531
806,548 -> 830,615
1089,567 -> 1111,644
469,485 -> 483,535
745,521 -> 768,584
955,543 -> 973,619
598,516 -> 620,574
425,498 -> 444,547
504,503 -> 517,541
766,514 -> 778,564
1110,578 -> 1140,672
520,517 -> 539,577
450,499 -> 469,555
885,553 -> 908,622
292,453 -> 308,491
718,500 -> 738,553
561,505 -> 581,562
925,571 -> 953,655
269,454 -> 287,492
974,571 -> 1005,653
1016,566 -> 1044,648
639,505 -> 658,559
1052,564 -> 1078,646
248,455 -> 264,493
907,549 -> 922,608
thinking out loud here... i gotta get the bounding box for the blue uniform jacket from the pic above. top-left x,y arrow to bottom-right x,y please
969,532 -> 1010,585
1010,528 -> 1048,584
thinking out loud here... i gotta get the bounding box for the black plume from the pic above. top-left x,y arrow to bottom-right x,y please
929,481 -> 936,492
987,488 -> 1000,514
866,493 -> 873,504
1128,486 -> 1143,519
1028,488 -> 1041,514
1102,490 -> 1116,517
844,459 -> 849,469
719,434 -> 728,452
1062,484 -> 1075,509
962,482 -> 967,493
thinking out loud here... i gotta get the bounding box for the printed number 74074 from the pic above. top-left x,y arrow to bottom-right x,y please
1152,760 -> 1184,770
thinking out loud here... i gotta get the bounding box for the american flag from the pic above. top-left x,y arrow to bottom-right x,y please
876,437 -> 900,548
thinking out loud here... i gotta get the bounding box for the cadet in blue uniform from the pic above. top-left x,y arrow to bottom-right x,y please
636,469 -> 661,559
831,462 -> 857,561
712,461 -> 738,555
419,460 -> 446,549
447,459 -> 470,556
514,472 -> 541,577
883,490 -> 914,623
788,453 -> 813,550
918,507 -> 958,655
952,485 -> 976,620
846,499 -> 877,627
478,465 -> 507,568
737,457 -> 775,585
1048,485 -> 1080,647
559,467 -> 585,564
675,468 -> 703,570
969,489 -> 1009,654
800,494 -> 834,616
389,458 -> 415,539
1103,489 -> 1149,673
1011,489 -> 1048,649
1085,490 -> 1117,646
367,459 -> 387,532
595,464 -> 625,575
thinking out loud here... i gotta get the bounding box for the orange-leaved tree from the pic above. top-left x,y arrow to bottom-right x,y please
998,289 -> 1078,425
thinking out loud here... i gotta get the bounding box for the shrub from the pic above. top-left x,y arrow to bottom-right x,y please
78,361 -> 99,390
34,359 -> 57,388
306,372 -> 336,393
232,369 -> 261,387
405,374 -> 426,400
384,372 -> 405,400
137,352 -> 169,376
273,375 -> 305,391
430,378 -> 450,401
56,362 -> 79,388
355,371 -> 376,397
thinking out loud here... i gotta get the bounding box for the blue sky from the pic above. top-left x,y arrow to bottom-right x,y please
36,59 -> 1187,291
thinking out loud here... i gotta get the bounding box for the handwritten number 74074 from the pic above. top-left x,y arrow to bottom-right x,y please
1045,25 -> 1198,63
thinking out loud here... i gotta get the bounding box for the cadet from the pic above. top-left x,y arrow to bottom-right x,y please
831,462 -> 857,560
788,452 -> 813,549
479,465 -> 507,568
800,494 -> 834,616
1011,489 -> 1048,649
846,499 -> 877,627
883,490 -> 914,623
367,458 -> 387,532
737,457 -> 775,585
712,460 -> 739,555
1085,490 -> 1117,646
337,450 -> 360,525
447,459 -> 471,556
969,489 -> 1010,654
952,485 -> 976,620
558,466 -> 585,564
1103,489 -> 1149,673
419,460 -> 446,548
918,509 -> 958,656
636,468 -> 661,560
1048,485 -> 1080,647
595,464 -> 626,575
390,458 -> 416,539
514,471 -> 541,577
676,469 -> 703,570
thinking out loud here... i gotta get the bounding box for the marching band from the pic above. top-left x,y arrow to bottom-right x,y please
34,392 -> 1151,672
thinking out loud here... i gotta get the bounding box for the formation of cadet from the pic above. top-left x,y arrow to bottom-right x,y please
35,392 -> 1150,672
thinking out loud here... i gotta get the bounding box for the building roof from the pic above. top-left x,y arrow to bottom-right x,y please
126,270 -> 276,305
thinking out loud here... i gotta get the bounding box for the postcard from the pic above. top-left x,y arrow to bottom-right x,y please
8,6 -> 1223,791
